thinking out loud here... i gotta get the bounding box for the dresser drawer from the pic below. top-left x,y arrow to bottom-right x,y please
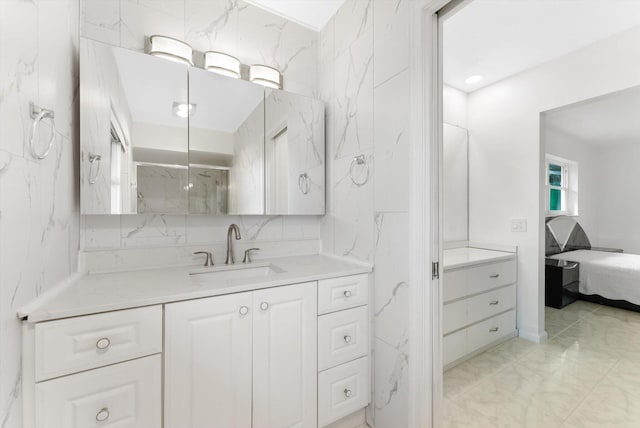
318,274 -> 368,315
467,310 -> 516,353
443,299 -> 467,335
444,260 -> 516,302
466,285 -> 516,325
443,329 -> 466,366
318,306 -> 368,371
35,306 -> 162,381
35,355 -> 161,428
318,356 -> 369,427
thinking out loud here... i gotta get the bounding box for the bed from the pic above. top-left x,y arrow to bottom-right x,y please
546,216 -> 640,311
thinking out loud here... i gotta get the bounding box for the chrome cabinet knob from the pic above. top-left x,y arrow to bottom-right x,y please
344,335 -> 352,343
260,302 -> 269,311
489,273 -> 500,278
239,306 -> 249,316
96,407 -> 110,422
95,337 -> 111,350
489,300 -> 499,305
344,388 -> 352,398
343,290 -> 352,298
490,327 -> 499,332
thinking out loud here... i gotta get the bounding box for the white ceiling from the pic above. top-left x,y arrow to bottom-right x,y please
443,0 -> 640,93
114,48 -> 263,133
244,0 -> 345,31
545,85 -> 640,146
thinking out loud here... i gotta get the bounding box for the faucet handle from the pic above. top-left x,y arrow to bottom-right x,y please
242,248 -> 260,264
194,251 -> 214,267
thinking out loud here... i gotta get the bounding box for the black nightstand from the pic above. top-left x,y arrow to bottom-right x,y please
545,258 -> 580,309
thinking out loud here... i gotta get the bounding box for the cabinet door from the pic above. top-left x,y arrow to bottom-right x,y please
164,293 -> 252,428
35,355 -> 161,428
252,282 -> 318,428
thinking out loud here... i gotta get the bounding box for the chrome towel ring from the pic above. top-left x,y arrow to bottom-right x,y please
349,154 -> 369,186
88,153 -> 102,184
29,102 -> 56,160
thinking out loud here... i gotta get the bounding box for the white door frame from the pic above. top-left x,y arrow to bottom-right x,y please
407,1 -> 452,428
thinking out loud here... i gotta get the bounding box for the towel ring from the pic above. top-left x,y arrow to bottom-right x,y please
88,153 -> 102,184
298,173 -> 310,195
349,155 -> 369,186
29,102 -> 56,160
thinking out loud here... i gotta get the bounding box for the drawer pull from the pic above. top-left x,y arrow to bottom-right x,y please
489,300 -> 500,305
95,337 -> 111,350
344,335 -> 352,343
239,306 -> 249,316
343,290 -> 352,298
344,388 -> 352,398
96,407 -> 110,422
489,327 -> 499,332
260,302 -> 269,311
489,274 -> 500,279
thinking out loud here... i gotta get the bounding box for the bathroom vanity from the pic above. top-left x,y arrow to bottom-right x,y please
442,247 -> 517,369
19,255 -> 371,428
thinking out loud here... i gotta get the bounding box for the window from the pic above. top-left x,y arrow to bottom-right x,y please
545,155 -> 577,216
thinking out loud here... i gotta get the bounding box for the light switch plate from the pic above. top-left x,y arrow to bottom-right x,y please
510,218 -> 527,233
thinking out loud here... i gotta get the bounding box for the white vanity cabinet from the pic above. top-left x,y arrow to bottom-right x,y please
25,306 -> 163,428
442,249 -> 517,369
164,282 -> 318,428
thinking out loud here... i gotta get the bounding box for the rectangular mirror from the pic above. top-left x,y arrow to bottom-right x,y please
80,38 -> 189,214
188,67 -> 265,215
264,89 -> 325,215
443,123 -> 469,242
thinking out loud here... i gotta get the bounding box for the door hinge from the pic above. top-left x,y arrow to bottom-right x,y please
432,261 -> 440,280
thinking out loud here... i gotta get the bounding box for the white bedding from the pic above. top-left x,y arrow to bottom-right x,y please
549,250 -> 640,306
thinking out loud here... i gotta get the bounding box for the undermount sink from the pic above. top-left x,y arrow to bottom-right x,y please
189,262 -> 286,283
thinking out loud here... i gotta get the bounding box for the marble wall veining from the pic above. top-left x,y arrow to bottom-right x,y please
80,0 -> 322,269
318,0 -> 411,426
0,1 -> 80,426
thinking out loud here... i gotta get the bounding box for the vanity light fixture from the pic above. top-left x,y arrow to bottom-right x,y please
149,35 -> 194,66
172,102 -> 196,118
464,74 -> 483,85
205,51 -> 241,79
249,64 -> 282,89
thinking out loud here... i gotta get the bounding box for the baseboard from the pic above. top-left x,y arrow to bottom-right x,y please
324,409 -> 367,428
519,328 -> 548,343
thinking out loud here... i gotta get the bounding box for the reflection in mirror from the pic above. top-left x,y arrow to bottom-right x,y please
188,67 -> 265,215
80,38 -> 189,214
264,89 -> 325,215
443,123 -> 469,242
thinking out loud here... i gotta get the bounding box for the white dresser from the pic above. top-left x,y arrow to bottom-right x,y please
442,247 -> 517,369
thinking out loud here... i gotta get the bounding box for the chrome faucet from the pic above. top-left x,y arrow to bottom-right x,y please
225,224 -> 242,264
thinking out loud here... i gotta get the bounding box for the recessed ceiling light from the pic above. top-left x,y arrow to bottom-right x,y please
464,74 -> 483,85
172,102 -> 196,118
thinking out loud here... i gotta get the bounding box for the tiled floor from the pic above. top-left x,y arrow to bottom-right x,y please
442,301 -> 640,427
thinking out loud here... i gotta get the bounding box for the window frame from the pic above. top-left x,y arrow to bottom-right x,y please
545,156 -> 571,216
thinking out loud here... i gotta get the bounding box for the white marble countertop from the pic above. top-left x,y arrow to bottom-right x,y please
443,247 -> 515,271
19,254 -> 372,323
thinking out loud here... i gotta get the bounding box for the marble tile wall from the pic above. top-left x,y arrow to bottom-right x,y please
0,1 -> 80,427
80,0 -> 323,269
318,0 -> 411,426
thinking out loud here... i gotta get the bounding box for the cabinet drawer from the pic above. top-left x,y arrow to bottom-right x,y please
318,357 -> 369,427
443,329 -> 466,366
318,306 -> 368,371
466,285 -> 516,326
444,260 -> 516,302
467,310 -> 516,353
318,274 -> 368,315
443,299 -> 467,335
35,355 -> 161,428
35,306 -> 162,381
